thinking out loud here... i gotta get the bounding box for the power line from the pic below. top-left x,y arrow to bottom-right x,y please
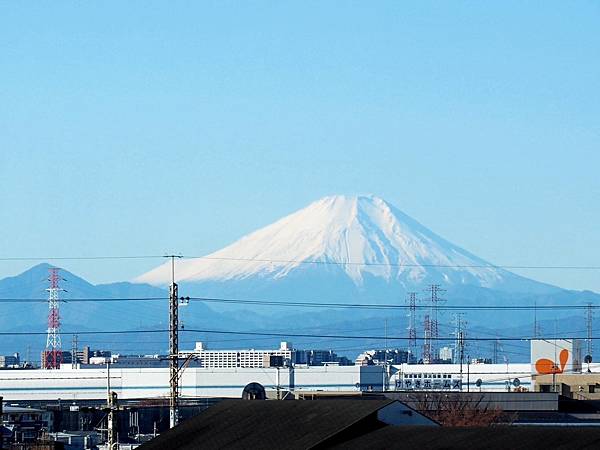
188,297 -> 600,311
0,330 -> 169,336
0,297 -> 165,303
0,255 -> 164,261
183,256 -> 600,270
181,329 -> 595,342
0,295 -> 599,311
0,327 -> 596,341
1,254 -> 600,270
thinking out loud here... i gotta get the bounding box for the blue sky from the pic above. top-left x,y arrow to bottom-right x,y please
1,2 -> 599,291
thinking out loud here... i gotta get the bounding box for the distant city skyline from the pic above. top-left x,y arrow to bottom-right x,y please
1,2 -> 599,291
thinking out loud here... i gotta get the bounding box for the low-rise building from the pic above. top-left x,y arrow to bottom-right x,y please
439,347 -> 453,363
533,373 -> 600,399
294,349 -> 352,366
179,342 -> 293,368
1,406 -> 53,443
356,349 -> 410,366
0,353 -> 20,368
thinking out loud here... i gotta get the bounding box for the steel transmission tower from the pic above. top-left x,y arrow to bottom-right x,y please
423,284 -> 445,364
452,313 -> 466,365
45,268 -> 63,369
448,313 -> 467,391
406,292 -> 418,362
533,301 -> 542,338
422,314 -> 432,364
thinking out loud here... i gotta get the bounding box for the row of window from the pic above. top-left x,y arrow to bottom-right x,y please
196,351 -> 291,356
403,373 -> 452,379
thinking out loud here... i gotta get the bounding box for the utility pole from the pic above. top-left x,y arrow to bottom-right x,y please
168,255 -> 183,429
467,354 -> 470,393
452,313 -> 466,392
459,331 -> 465,392
276,367 -> 281,400
384,318 -> 389,390
0,397 -> 3,450
552,333 -> 558,393
106,362 -> 118,449
586,302 -> 593,361
384,318 -> 388,356
107,395 -> 118,449
71,334 -> 78,369
493,334 -> 499,365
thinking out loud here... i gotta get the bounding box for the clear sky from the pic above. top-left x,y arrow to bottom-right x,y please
1,2 -> 599,291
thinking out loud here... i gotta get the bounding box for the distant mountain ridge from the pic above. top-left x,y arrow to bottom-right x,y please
0,264 -> 256,358
0,263 -> 167,300
0,262 -> 598,363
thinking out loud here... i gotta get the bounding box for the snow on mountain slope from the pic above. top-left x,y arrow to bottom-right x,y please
136,195 -> 552,293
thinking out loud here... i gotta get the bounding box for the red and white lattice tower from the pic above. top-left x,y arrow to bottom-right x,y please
45,268 -> 63,369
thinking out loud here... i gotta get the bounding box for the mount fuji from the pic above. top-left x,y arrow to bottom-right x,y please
136,195 -> 560,302
1,195 -> 597,358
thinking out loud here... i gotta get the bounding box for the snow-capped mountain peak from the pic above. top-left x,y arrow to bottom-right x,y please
135,195 -> 523,290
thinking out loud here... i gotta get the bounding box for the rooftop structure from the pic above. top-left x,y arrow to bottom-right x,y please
356,349 -> 411,366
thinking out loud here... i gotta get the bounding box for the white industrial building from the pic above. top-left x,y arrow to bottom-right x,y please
178,341 -> 293,369
389,339 -> 583,393
391,363 -> 532,392
0,339 -> 583,401
0,364 -> 385,402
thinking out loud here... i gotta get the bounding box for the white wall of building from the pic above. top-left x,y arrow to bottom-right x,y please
392,363 -> 532,392
531,339 -> 582,375
0,365 -> 385,401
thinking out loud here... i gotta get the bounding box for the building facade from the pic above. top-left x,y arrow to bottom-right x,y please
179,342 -> 293,369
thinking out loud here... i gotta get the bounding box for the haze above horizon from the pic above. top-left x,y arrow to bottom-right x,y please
1,2 -> 599,291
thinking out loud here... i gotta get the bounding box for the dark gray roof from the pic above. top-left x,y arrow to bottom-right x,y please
331,425 -> 600,449
139,399 -> 394,450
